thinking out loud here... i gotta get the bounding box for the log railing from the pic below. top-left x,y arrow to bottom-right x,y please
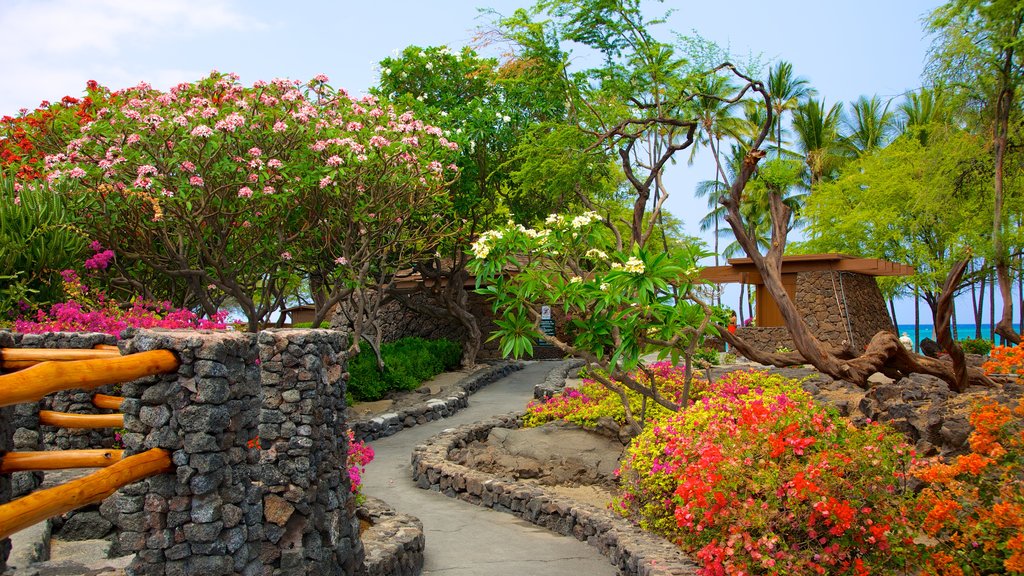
0,347 -> 179,539
0,349 -> 178,408
0,448 -> 171,539
0,449 -> 123,474
0,346 -> 121,372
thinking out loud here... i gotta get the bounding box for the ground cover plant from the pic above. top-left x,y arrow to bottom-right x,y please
524,361 -> 702,429
346,337 -> 461,402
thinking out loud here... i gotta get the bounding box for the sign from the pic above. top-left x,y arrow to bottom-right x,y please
538,305 -> 555,346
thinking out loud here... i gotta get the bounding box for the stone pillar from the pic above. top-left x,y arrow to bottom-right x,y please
115,330 -> 262,576
257,329 -> 362,575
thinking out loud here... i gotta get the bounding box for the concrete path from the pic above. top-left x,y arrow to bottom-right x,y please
361,361 -> 617,576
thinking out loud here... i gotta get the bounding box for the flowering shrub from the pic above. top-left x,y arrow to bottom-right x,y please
523,362 -> 700,428
346,429 -> 375,502
30,72 -> 458,330
616,370 -> 917,575
912,398 -> 1024,574
983,342 -> 1024,376
14,270 -> 228,336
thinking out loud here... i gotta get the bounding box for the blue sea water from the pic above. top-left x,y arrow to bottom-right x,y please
896,323 -> 1022,347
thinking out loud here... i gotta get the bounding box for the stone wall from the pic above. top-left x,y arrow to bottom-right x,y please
333,291 -> 567,361
737,271 -> 895,356
256,330 -> 361,574
0,329 -> 366,576
0,403 -> 11,573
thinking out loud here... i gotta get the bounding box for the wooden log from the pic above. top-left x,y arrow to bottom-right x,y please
0,361 -> 35,372
92,394 -> 124,410
0,450 -> 124,473
93,344 -> 119,351
38,411 -> 123,429
0,447 -> 171,539
0,348 -> 121,363
0,350 -> 179,408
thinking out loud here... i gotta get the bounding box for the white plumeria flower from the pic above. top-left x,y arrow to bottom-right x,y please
569,276 -> 582,284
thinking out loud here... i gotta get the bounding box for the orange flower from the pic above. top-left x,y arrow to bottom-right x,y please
924,498 -> 962,535
929,551 -> 965,576
992,503 -> 1024,529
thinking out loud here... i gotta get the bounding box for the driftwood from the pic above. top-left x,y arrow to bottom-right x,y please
0,449 -> 123,473
0,447 -> 171,539
0,350 -> 178,407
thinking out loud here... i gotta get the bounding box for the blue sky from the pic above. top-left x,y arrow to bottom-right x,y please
5,0 -> 981,327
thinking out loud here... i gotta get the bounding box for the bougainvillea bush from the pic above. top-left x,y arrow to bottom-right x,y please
912,398 -> 1024,574
983,342 -> 1024,376
615,370 -> 918,575
13,269 -> 227,336
346,429 -> 375,503
523,361 -> 702,429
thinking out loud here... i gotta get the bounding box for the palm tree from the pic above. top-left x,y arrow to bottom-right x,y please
767,61 -> 817,159
897,87 -> 950,145
842,95 -> 896,156
791,98 -> 846,186
691,73 -> 750,271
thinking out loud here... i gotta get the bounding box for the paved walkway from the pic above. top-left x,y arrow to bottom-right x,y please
361,361 -> 617,576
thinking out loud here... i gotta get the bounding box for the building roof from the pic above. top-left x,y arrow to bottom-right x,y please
700,253 -> 916,284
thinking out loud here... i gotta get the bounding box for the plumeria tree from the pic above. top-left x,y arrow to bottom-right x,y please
43,72 -> 458,337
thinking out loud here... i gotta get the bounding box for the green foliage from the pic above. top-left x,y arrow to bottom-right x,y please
959,337 -> 994,355
0,172 -> 86,319
346,337 -> 461,402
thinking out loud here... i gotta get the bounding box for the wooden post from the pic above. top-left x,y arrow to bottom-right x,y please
0,447 -> 171,539
0,348 -> 121,363
0,350 -> 179,408
38,411 -> 123,429
0,450 -> 123,473
92,394 -> 124,410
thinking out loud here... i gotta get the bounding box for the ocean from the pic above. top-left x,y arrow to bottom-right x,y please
896,323 -> 1022,348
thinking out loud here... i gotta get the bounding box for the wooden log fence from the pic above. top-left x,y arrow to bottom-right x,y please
0,450 -> 123,474
0,448 -> 171,539
0,349 -> 178,408
0,347 -> 179,541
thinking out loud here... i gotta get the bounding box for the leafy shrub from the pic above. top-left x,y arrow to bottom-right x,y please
346,337 -> 461,402
523,361 -> 698,429
912,398 -> 1024,574
959,337 -> 994,356
616,370 -> 918,575
0,174 -> 87,319
692,347 -> 719,367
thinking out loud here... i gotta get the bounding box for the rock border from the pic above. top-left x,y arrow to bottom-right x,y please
532,358 -> 586,400
356,498 -> 424,576
411,414 -> 698,576
349,361 -> 524,443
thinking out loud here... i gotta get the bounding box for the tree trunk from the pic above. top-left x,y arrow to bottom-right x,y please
991,268 -> 997,342
992,38 -> 1022,345
973,270 -> 984,338
888,297 -> 898,328
914,286 -> 920,353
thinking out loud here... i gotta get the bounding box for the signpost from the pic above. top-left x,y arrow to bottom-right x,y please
538,305 -> 555,346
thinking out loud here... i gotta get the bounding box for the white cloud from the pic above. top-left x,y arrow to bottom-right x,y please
0,0 -> 264,113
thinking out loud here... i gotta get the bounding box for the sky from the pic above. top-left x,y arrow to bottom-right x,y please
4,0 -> 990,328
